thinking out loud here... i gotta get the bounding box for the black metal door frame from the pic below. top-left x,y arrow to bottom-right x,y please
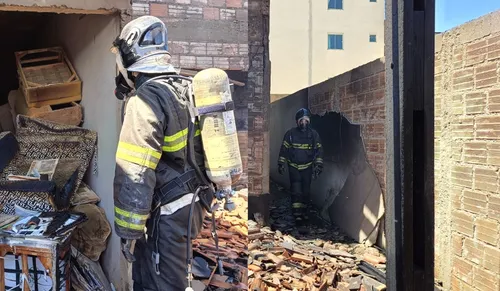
385,0 -> 436,290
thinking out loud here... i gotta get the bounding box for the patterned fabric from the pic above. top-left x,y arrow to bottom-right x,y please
0,116 -> 98,213
0,181 -> 55,215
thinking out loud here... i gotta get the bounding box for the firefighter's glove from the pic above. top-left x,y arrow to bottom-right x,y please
121,238 -> 136,263
313,164 -> 323,180
278,164 -> 286,175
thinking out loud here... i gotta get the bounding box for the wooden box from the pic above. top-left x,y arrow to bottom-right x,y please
9,89 -> 82,127
15,47 -> 82,108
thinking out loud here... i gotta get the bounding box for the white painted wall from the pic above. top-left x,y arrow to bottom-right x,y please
270,0 -> 385,96
49,14 -> 125,289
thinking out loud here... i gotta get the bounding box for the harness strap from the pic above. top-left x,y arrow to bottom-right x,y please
153,169 -> 198,210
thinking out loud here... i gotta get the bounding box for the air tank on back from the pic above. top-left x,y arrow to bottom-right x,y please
192,68 -> 242,195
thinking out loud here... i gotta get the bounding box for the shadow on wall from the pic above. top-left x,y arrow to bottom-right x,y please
310,112 -> 385,247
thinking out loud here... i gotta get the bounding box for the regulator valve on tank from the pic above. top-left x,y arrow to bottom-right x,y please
191,68 -> 243,212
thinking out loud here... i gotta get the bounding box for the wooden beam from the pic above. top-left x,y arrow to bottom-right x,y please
0,4 -> 118,15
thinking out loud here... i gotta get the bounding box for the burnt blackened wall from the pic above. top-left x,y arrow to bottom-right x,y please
0,11 -> 56,105
311,112 -> 361,165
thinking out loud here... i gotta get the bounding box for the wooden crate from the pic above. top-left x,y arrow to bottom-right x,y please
15,47 -> 82,108
9,89 -> 82,126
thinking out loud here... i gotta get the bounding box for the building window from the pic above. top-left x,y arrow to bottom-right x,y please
370,34 -> 377,42
370,0 -> 376,2
328,0 -> 343,10
328,34 -> 343,50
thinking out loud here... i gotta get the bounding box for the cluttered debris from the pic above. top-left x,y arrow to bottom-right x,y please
0,109 -> 113,290
191,189 -> 249,290
248,184 -> 387,291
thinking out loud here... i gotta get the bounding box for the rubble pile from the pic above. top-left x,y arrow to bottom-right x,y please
248,188 -> 387,291
192,189 -> 249,290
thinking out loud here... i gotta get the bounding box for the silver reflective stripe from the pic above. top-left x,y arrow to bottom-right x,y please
159,193 -> 199,216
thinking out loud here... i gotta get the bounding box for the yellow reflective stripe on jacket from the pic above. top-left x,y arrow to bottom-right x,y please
283,141 -> 291,148
114,206 -> 148,231
278,156 -> 287,163
315,158 -> 324,163
115,206 -> 149,220
288,160 -> 313,170
292,143 -> 313,150
115,218 -> 145,231
316,143 -> 322,148
164,128 -> 188,142
116,142 -> 161,169
163,126 -> 201,152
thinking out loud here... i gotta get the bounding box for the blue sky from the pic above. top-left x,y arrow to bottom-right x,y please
436,0 -> 500,32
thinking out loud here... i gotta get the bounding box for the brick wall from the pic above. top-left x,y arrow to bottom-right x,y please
434,11 -> 500,290
308,59 -> 387,193
246,0 -> 271,195
130,0 -> 250,187
131,0 -> 248,71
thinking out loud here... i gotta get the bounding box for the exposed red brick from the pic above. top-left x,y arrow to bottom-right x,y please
482,244 -> 500,273
203,7 -> 219,19
452,210 -> 475,237
180,56 -> 196,68
150,3 -> 168,17
226,0 -> 242,7
463,189 -> 487,214
452,94 -> 465,115
476,63 -> 498,89
463,238 -> 485,264
169,41 -> 189,54
213,57 -> 230,69
473,267 -> 497,291
189,42 -> 207,55
476,116 -> 500,140
487,34 -> 500,45
208,0 -> 225,7
453,257 -> 474,284
489,89 -> 500,113
451,165 -> 473,188
476,218 -> 499,246
487,40 -> 500,60
465,92 -> 486,114
474,168 -> 498,193
488,143 -> 500,166
462,283 -> 476,291
452,233 -> 464,256
451,275 -> 461,290
467,40 -> 488,52
451,186 -> 463,209
463,142 -> 488,164
488,196 -> 500,221
196,56 -> 213,68
453,52 -> 464,69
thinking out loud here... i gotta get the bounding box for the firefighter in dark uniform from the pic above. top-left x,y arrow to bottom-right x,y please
278,108 -> 323,224
111,16 -> 212,290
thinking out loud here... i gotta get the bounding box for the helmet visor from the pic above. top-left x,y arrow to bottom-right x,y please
140,25 -> 165,47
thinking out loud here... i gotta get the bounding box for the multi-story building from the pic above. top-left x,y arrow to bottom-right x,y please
270,0 -> 385,100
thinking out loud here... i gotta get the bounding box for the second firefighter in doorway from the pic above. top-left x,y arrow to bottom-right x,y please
278,108 -> 323,224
